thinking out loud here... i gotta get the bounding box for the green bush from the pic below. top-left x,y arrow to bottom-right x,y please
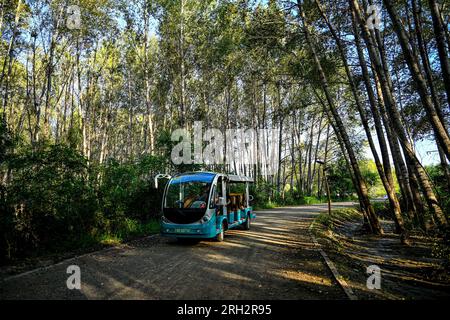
371,200 -> 393,220
2,144 -> 98,259
0,142 -> 165,264
315,212 -> 333,228
251,182 -> 327,209
426,164 -> 450,217
98,155 -> 165,224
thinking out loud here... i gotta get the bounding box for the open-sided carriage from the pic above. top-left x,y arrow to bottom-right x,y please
159,172 -> 255,242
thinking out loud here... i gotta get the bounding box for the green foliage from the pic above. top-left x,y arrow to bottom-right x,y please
2,144 -> 98,259
431,236 -> 450,270
315,208 -> 361,230
326,158 -> 386,199
0,116 -> 13,163
315,212 -> 333,228
252,181 -> 327,209
371,200 -> 393,220
99,218 -> 160,245
251,181 -> 274,209
327,157 -> 355,199
360,160 -> 383,197
426,164 -> 450,214
98,154 -> 166,224
0,142 -> 165,264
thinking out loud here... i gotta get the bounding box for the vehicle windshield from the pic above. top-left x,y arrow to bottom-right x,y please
164,174 -> 214,209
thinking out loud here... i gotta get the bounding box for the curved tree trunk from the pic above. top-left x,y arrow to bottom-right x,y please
313,88 -> 372,231
299,0 -> 382,235
428,0 -> 450,109
383,0 -> 450,161
351,0 -> 447,229
315,0 -> 405,239
371,31 -> 423,224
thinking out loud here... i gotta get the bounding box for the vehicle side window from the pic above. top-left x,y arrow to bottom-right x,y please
209,185 -> 217,209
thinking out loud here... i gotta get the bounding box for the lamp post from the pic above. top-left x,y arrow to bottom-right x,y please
316,160 -> 331,215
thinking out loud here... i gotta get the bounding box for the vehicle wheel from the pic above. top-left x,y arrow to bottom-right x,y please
216,224 -> 225,242
243,214 -> 251,230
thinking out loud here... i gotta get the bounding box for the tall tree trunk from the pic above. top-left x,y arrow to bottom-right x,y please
306,114 -> 315,194
143,4 -> 154,155
276,82 -> 283,195
412,0 -> 450,191
316,0 -> 406,238
370,32 -> 420,220
277,115 -> 284,195
313,87 -> 372,229
178,0 -> 186,127
299,0 -> 382,234
437,143 -> 450,192
127,71 -> 134,159
311,113 -> 324,195
318,124 -> 330,198
428,0 -> 450,109
1,0 -> 23,114
290,115 -> 296,193
351,0 -> 447,229
383,0 -> 450,161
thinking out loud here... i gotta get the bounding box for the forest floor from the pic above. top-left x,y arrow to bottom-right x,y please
313,209 -> 450,299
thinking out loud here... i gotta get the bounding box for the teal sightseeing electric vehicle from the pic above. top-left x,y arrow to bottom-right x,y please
159,172 -> 255,242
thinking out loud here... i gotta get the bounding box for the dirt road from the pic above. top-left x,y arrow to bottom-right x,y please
0,204 -> 354,300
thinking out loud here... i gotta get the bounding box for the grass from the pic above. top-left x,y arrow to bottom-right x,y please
254,194 -> 360,210
313,208 -> 362,232
0,217 -> 162,272
99,218 -> 160,246
30,218 -> 161,260
254,196 -> 328,210
302,196 -> 326,205
254,201 -> 278,210
311,208 -> 363,257
315,212 -> 333,228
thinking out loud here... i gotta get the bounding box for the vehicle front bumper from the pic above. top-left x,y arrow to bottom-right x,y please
160,220 -> 218,238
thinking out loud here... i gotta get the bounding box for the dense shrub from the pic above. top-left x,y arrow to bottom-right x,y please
251,181 -> 327,209
426,165 -> 450,216
0,141 -> 167,264
371,200 -> 392,220
98,155 -> 166,227
2,144 -> 98,259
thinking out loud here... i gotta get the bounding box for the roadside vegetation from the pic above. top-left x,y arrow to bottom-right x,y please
1,0 -> 449,266
0,138 -> 165,264
312,207 -> 450,299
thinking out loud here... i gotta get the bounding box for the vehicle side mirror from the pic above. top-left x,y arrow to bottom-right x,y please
248,195 -> 254,202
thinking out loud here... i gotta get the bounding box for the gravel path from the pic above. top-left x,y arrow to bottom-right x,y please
0,204 -> 354,300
